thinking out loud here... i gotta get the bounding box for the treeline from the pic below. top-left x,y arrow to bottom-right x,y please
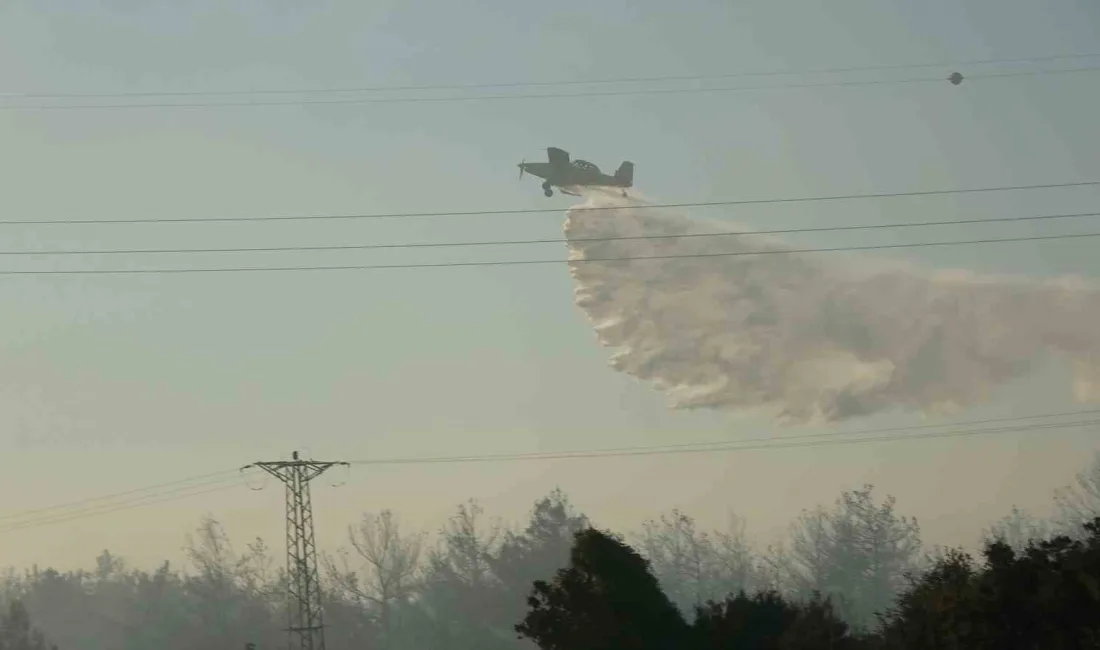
519,517 -> 1100,649
0,453 -> 1097,650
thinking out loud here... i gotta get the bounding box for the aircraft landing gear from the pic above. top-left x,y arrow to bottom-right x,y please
542,181 -> 553,197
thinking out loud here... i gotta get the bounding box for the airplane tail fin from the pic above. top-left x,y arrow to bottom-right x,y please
614,161 -> 634,186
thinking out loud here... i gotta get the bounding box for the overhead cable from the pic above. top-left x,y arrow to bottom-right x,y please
0,211 -> 1095,257
3,408 -> 1096,533
0,468 -> 240,522
3,67 -> 1098,111
348,418 -> 1100,466
1,231 -> 1097,275
0,480 -> 248,534
2,180 -> 1096,226
4,52 -> 1097,99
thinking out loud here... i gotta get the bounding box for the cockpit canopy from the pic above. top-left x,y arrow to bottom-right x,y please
572,159 -> 600,173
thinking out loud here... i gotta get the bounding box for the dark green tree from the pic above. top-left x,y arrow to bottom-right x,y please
875,548 -> 977,649
0,599 -> 56,650
879,517 -> 1100,649
516,527 -> 687,650
691,591 -> 860,650
488,489 -> 589,634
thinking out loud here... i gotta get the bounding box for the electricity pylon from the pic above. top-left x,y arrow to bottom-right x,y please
243,451 -> 349,650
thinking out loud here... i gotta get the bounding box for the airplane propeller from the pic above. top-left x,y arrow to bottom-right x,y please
518,160 -> 525,180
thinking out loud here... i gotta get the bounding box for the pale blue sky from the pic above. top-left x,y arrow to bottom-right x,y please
1,0 -> 1099,570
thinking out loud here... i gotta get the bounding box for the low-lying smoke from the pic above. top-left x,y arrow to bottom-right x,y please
564,191 -> 1100,424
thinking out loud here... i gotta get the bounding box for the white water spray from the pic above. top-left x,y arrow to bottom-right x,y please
563,190 -> 1100,424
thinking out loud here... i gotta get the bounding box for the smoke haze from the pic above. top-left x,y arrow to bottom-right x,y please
564,191 -> 1100,424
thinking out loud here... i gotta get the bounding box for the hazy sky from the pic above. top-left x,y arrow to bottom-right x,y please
1,0 -> 1099,571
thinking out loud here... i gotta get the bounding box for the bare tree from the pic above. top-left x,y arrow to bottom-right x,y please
1054,451 -> 1100,537
786,485 -> 921,629
418,499 -> 509,650
183,516 -> 242,648
713,512 -> 755,595
427,499 -> 501,595
638,509 -> 720,614
753,541 -> 796,595
789,505 -> 836,596
326,509 -> 425,650
637,509 -> 760,616
983,505 -> 1053,552
185,516 -> 236,582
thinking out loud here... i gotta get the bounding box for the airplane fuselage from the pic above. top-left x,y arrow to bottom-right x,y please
519,147 -> 634,197
518,162 -> 624,187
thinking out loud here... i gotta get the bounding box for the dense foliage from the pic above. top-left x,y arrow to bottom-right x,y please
519,520 -> 1100,650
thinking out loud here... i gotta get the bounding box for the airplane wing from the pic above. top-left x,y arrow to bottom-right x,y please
547,147 -> 570,168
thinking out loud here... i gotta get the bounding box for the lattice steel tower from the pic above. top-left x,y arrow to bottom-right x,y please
243,451 -> 348,650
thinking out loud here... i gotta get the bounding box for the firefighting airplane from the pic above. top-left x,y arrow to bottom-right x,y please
518,147 -> 634,197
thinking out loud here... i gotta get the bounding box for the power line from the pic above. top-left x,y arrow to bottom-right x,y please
347,410 -> 1100,466
0,468 -> 240,522
2,231 -> 1097,276
2,180 -> 1096,226
347,420 -> 1100,466
2,211 -> 1096,257
349,417 -> 1100,463
0,470 -> 267,534
0,479 -> 247,534
3,67 -> 1098,111
1,409 -> 1096,534
5,52 -> 1097,99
